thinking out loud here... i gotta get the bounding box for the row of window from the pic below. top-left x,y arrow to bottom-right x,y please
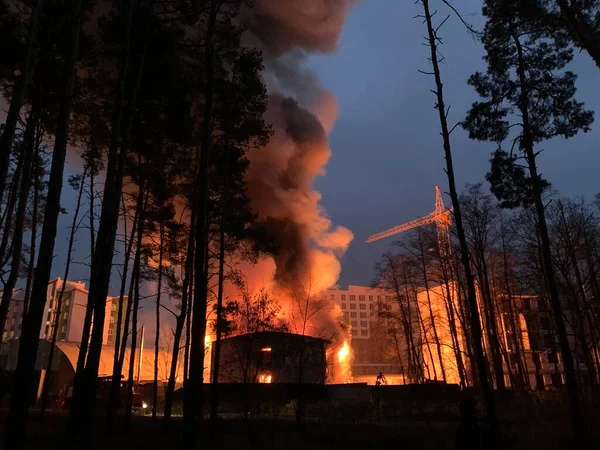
343,312 -> 377,320
341,303 -> 376,310
349,320 -> 369,328
350,329 -> 369,336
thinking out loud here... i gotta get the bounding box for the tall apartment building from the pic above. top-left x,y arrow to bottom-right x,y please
107,295 -> 128,346
328,285 -> 403,383
2,278 -> 112,345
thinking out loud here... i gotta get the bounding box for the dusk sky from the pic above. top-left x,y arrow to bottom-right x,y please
309,0 -> 600,288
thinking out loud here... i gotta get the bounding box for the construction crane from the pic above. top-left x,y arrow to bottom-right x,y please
366,186 -> 452,255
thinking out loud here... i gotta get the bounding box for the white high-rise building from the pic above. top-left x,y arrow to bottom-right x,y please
2,278 -> 112,345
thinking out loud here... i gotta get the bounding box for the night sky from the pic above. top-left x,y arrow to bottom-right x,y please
309,0 -> 600,288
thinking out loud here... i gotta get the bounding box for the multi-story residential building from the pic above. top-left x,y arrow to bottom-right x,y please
2,278 -> 112,345
107,295 -> 128,346
328,285 -> 403,384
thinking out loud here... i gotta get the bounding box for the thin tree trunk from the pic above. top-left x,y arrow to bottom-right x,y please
125,257 -> 141,428
421,0 -> 498,432
183,0 -> 217,444
39,170 -> 86,419
0,104 -> 38,340
3,2 -> 83,446
512,29 -> 584,444
107,189 -> 140,426
23,145 -> 40,315
152,222 -> 165,419
0,0 -> 46,204
164,205 -> 195,421
67,2 -> 151,442
210,222 -> 226,422
0,150 -> 24,267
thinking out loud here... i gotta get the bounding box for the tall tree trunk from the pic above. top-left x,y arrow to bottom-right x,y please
0,150 -> 24,267
23,145 -> 40,315
66,2 -> 151,442
39,170 -> 86,419
152,222 -> 165,419
164,206 -> 195,421
0,0 -> 46,204
210,222 -> 226,422
107,189 -> 139,426
125,256 -> 141,428
183,0 -> 217,444
512,30 -> 584,444
0,103 -> 38,340
421,0 -> 498,432
3,2 -> 83,446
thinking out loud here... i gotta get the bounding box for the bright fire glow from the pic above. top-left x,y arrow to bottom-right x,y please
259,372 -> 272,383
261,347 -> 272,352
338,341 -> 350,363
204,335 -> 210,347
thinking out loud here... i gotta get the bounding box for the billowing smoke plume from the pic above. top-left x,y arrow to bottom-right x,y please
239,1 -> 357,341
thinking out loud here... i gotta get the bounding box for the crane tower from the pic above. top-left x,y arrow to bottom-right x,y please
366,186 -> 452,255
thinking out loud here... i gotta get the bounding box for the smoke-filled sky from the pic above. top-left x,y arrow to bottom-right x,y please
19,0 -> 600,335
308,0 -> 600,288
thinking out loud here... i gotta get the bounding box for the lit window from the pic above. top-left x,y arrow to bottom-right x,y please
341,303 -> 346,310
259,372 -> 272,383
359,304 -> 366,310
350,312 -> 357,318
360,330 -> 368,336
360,321 -> 368,328
65,299 -> 70,306
360,312 -> 367,318
349,295 -> 356,301
351,321 -> 357,327
359,295 -> 365,302
61,326 -> 66,332
350,303 -> 356,310
63,312 -> 68,319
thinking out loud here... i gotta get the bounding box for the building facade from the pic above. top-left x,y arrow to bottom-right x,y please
2,278 -> 113,345
106,295 -> 128,346
328,285 -> 403,384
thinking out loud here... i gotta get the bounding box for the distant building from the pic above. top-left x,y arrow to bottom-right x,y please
1,278 -> 113,345
212,331 -> 328,384
328,285 -> 403,384
106,295 -> 128,347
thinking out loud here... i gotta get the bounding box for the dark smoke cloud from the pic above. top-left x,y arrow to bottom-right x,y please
238,1 -> 356,299
246,0 -> 359,56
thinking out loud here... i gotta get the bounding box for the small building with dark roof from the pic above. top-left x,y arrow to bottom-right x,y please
212,331 -> 328,384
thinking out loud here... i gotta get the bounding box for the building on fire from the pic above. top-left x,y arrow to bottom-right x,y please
211,331 -> 329,384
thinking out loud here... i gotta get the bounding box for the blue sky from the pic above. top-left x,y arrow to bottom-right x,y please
308,0 -> 600,288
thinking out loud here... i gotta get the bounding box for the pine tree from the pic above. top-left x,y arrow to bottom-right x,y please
463,0 -> 594,443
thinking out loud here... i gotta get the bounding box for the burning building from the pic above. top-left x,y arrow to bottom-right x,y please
211,331 -> 329,384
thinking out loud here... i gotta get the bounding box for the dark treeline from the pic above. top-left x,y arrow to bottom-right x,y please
0,0 -> 271,448
0,0 -> 598,449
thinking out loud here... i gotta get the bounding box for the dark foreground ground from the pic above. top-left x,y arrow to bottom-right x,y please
1,409 -> 597,450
